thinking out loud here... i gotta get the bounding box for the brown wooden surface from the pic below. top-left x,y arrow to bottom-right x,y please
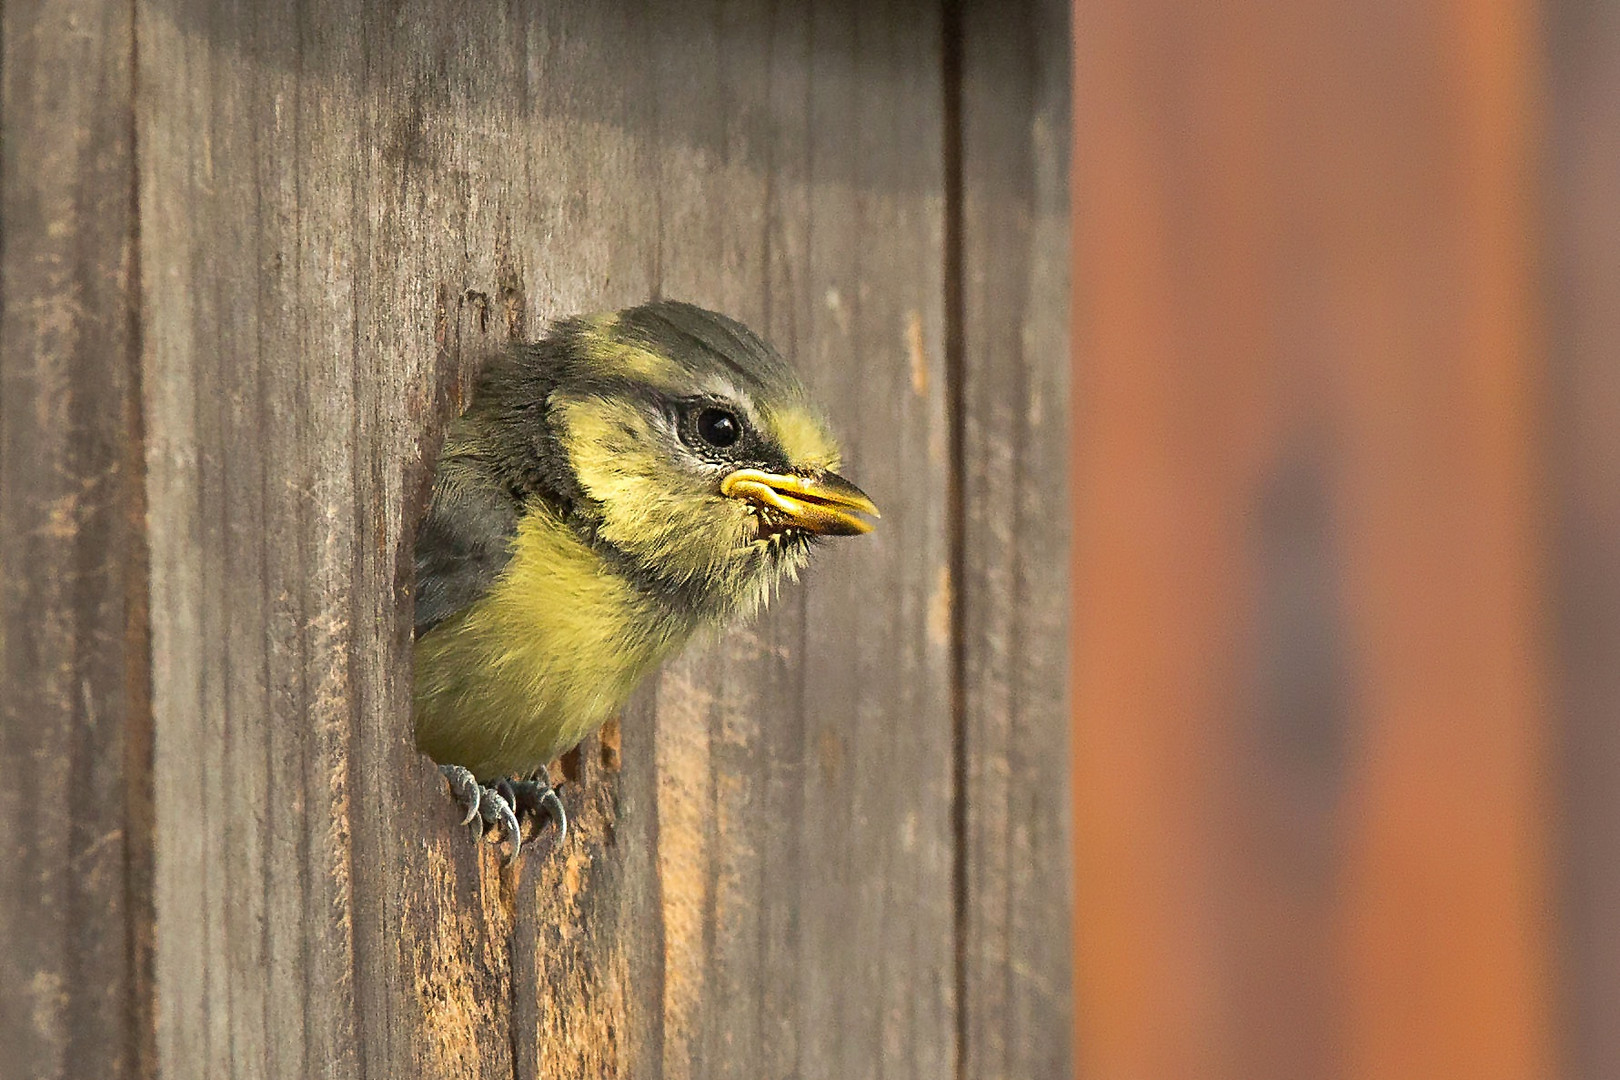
956,1 -> 1073,1077
0,2 -> 152,1078
138,3 -> 462,1073
1070,1 -> 1555,1078
1549,3 -> 1620,1079
1,1 -> 1071,1078
623,5 -> 957,1077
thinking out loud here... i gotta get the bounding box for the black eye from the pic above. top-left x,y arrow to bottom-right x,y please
696,407 -> 740,448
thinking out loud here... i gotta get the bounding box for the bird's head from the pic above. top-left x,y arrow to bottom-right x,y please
475,300 -> 879,621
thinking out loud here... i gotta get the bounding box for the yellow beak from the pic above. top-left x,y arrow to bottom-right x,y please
720,469 -> 881,536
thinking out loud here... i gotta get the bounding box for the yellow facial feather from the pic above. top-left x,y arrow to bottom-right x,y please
764,404 -> 841,472
579,313 -> 686,386
552,393 -> 759,587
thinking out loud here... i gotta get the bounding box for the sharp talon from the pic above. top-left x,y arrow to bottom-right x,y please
477,786 -> 522,864
541,787 -> 568,847
506,771 -> 568,849
439,764 -> 481,826
436,765 -> 569,863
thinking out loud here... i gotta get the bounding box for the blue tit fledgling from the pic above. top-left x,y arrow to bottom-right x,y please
413,300 -> 878,860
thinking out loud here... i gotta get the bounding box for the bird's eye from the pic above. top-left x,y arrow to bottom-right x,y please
696,407 -> 741,448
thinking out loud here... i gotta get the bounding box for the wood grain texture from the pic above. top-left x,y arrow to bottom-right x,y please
1549,3 -> 1620,1078
629,5 -> 956,1077
138,2 -> 515,1076
0,2 -> 152,1078
134,1 -> 967,1077
956,1 -> 1073,1077
2,2 -> 1069,1076
1070,0 -> 1554,1078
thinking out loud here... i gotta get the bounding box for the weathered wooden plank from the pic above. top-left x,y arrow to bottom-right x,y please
785,5 -> 957,1072
0,2 -> 152,1078
1548,3 -> 1620,1077
1070,0 -> 1554,1077
956,1 -> 1073,1077
606,3 -> 954,1077
137,2 -> 513,1077
354,6 -> 675,1076
645,4 -> 955,1077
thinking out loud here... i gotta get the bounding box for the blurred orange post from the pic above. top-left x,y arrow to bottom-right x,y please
1069,1 -> 1555,1078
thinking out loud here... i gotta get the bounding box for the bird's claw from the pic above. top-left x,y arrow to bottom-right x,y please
439,764 -> 481,825
438,763 -> 523,864
479,785 -> 523,865
438,763 -> 568,865
541,785 -> 567,847
507,769 -> 568,848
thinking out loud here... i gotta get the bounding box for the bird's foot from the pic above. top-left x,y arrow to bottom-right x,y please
437,763 -> 566,865
438,764 -> 522,864
499,767 -> 568,850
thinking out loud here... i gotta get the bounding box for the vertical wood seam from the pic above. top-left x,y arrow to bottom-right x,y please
124,0 -> 158,1071
941,3 -> 969,1079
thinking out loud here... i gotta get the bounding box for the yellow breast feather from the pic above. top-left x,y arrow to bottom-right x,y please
413,502 -> 691,778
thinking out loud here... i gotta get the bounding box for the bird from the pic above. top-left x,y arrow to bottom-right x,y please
413,300 -> 879,862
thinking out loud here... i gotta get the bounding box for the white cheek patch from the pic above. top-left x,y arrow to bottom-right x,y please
645,401 -> 681,443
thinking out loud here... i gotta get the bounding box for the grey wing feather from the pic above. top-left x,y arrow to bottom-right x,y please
413,450 -> 521,637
